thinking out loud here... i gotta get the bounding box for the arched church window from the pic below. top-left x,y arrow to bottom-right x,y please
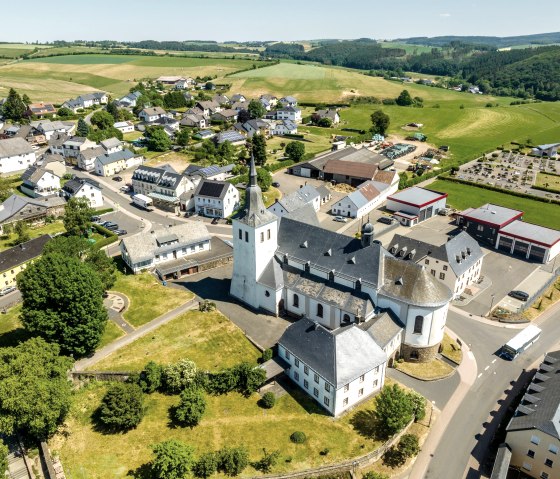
343,314 -> 351,323
317,304 -> 323,318
413,315 -> 424,334
293,294 -> 299,308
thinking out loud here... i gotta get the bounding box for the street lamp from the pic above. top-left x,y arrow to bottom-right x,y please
489,294 -> 496,317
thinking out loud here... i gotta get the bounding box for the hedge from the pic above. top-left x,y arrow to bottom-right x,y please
341,128 -> 366,134
521,184 -> 560,196
265,159 -> 294,172
281,133 -> 305,140
91,223 -> 118,250
95,207 -> 114,216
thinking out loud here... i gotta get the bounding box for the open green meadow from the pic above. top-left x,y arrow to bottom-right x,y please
429,179 -> 560,229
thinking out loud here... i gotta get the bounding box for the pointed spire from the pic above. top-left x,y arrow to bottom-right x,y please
249,152 -> 257,187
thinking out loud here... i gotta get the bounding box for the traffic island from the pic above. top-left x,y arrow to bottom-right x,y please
395,358 -> 455,381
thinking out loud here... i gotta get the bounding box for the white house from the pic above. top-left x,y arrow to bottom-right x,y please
315,108 -> 340,125
180,114 -> 206,129
100,137 -> 123,154
62,137 -> 98,160
20,166 -> 61,198
0,138 -> 36,174
174,78 -> 195,90
139,107 -> 168,123
113,121 -> 135,134
77,146 -> 105,172
95,149 -> 143,177
62,92 -> 108,112
62,178 -> 103,208
230,94 -> 246,103
120,222 -> 211,274
132,164 -> 191,212
117,91 -> 142,108
30,120 -> 75,141
276,106 -> 302,123
279,96 -> 298,107
194,180 -> 239,218
268,185 -> 320,217
269,120 -> 298,136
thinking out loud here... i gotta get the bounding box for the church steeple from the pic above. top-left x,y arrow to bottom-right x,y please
249,152 -> 258,187
238,153 -> 276,227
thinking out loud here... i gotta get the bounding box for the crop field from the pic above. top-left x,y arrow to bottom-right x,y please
380,42 -> 435,54
0,43 -> 52,58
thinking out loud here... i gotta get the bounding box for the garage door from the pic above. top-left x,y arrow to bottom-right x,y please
513,241 -> 529,258
529,246 -> 546,263
498,236 -> 513,253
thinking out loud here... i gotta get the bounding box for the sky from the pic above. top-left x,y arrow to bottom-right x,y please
3,0 -> 560,43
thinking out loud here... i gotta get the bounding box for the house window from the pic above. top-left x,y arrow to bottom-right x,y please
343,398 -> 348,406
359,374 -> 365,383
344,383 -> 349,392
443,265 -> 448,271
260,232 -> 264,243
238,229 -> 242,240
425,259 -> 429,265
522,463 -> 532,471
294,358 -> 300,367
317,304 -> 323,318
314,373 -> 319,384
531,435 -> 541,445
545,459 -> 553,468
325,383 -> 330,392
304,366 -> 309,375
527,450 -> 535,458
440,272 -> 445,280
245,231 -> 249,242
293,294 -> 299,308
358,388 -> 364,397
374,366 -> 379,374
414,316 -> 424,334
477,225 -> 484,232
313,387 -> 319,398
324,397 -> 330,407
549,445 -> 559,454
304,379 -> 309,389
373,379 -> 378,388
267,229 -> 271,240
541,472 -> 549,479
294,371 -> 299,381
285,350 -> 290,359
431,269 -> 436,276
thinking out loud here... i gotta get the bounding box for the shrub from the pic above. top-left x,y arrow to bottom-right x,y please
399,434 -> 420,457
375,384 -> 415,438
363,473 -> 389,479
259,392 -> 276,409
173,387 -> 206,427
408,392 -> 426,421
320,448 -> 330,456
152,440 -> 194,479
193,452 -> 219,478
163,359 -> 198,393
261,348 -> 273,362
138,361 -> 163,393
199,300 -> 216,312
252,449 -> 280,473
218,446 -> 249,476
97,383 -> 144,431
290,431 -> 307,444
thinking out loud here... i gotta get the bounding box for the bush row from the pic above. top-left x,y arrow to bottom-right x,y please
264,159 -> 295,172
91,223 -> 118,250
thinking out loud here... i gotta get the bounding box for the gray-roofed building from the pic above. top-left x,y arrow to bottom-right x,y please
139,107 -> 168,123
0,234 -> 51,289
180,113 -> 206,129
132,165 -> 192,213
496,220 -> 560,264
20,166 -> 61,198
314,108 -> 340,125
95,149 -> 143,177
61,92 -> 107,112
62,136 -> 97,162
120,222 -> 211,274
457,203 -> 524,246
77,145 -> 105,172
194,180 -> 239,218
386,186 -> 448,226
62,177 -> 103,208
505,350 -> 560,477
30,120 -> 75,140
0,137 -> 36,174
38,153 -> 66,178
279,317 -> 387,416
268,184 -> 321,218
47,132 -> 70,156
215,131 -> 246,145
388,231 -> 483,298
490,444 -> 511,479
0,194 -> 66,233
100,137 -> 123,154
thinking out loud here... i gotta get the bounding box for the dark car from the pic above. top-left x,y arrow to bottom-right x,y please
508,290 -> 529,301
102,222 -> 119,231
91,215 -> 101,223
112,176 -> 123,182
272,181 -> 280,188
115,229 -> 128,236
377,216 -> 394,225
211,217 -> 219,224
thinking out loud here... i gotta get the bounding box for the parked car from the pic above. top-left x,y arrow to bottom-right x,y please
0,286 -> 17,296
112,176 -> 123,182
508,290 -> 529,302
119,185 -> 129,192
115,229 -> 128,236
272,182 -> 280,188
334,216 -> 347,223
377,216 -> 394,225
102,222 -> 119,231
211,217 -> 219,224
91,215 -> 101,223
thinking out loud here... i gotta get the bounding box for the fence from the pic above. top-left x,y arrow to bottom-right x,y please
517,267 -> 560,314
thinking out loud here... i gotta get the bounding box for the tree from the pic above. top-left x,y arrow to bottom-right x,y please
0,439 -> 7,475
147,127 -> 172,152
205,82 -> 215,90
237,109 -> 251,124
0,338 -> 72,440
163,91 -> 188,109
152,440 -> 194,479
257,168 -> 272,192
217,141 -> 234,163
163,359 -> 198,393
13,221 -> 30,245
63,197 -> 94,237
318,117 -> 333,127
247,99 -> 266,119
218,446 -> 249,476
251,134 -> 267,166
285,141 -> 305,163
176,128 -> 190,147
375,384 -> 415,438
57,107 -> 73,118
252,449 -> 280,473
370,110 -> 390,135
43,235 -> 91,259
408,391 -> 426,421
22,94 -> 31,107
90,110 -> 115,130
106,100 -> 120,121
193,452 -> 219,478
18,254 -> 108,357
98,383 -> 144,431
396,89 -> 414,106
139,361 -> 164,393
87,126 -> 123,142
382,434 -> 420,468
3,88 -> 27,121
363,472 -> 389,479
173,387 -> 206,427
85,248 -> 117,291
76,118 -> 90,137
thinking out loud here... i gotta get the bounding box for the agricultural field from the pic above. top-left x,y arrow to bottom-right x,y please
0,42 -> 52,58
429,179 -> 560,229
379,41 -> 435,55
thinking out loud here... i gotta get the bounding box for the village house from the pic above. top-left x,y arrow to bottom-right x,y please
61,92 -> 108,112
38,153 -> 66,178
279,96 -> 298,107
236,119 -> 270,138
230,94 -> 246,103
211,109 -> 238,123
77,145 -> 105,172
1,124 -> 46,146
275,106 -> 302,123
215,131 -> 246,146
47,132 -> 70,156
268,185 -> 321,218
62,177 -> 104,208
0,138 -> 36,174
94,149 -> 143,177
30,120 -> 75,141
0,194 -> 65,233
174,78 -> 195,90
269,120 -> 298,136
113,121 -> 135,134
26,102 -> 57,118
180,113 -> 207,129
62,136 -> 97,162
212,94 -> 230,106
194,180 -> 239,218
117,91 -> 142,108
138,106 -> 168,123
20,166 -> 61,198
314,108 -> 340,125
132,165 -> 191,213
100,137 -> 123,154
196,101 -> 222,117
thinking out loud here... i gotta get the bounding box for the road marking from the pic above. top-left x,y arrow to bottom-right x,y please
492,359 -> 497,364
477,373 -> 482,379
484,366 -> 490,371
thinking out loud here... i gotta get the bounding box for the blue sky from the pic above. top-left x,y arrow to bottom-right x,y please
3,0 -> 560,42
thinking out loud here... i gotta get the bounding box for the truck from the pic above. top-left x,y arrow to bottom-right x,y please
500,325 -> 542,360
132,194 -> 153,211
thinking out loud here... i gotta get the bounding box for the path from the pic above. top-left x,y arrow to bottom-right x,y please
75,297 -> 199,370
104,292 -> 134,334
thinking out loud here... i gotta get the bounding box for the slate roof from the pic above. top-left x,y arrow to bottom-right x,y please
498,220 -> 560,247
63,178 -> 101,195
96,149 -> 135,166
21,165 -> 58,185
459,203 -> 523,227
132,165 -> 184,191
48,132 -> 69,148
194,180 -> 232,199
316,185 -> 331,198
141,107 -> 166,117
0,235 -> 51,273
361,310 -> 404,349
100,137 -> 122,150
507,350 -> 560,439
279,317 -> 387,388
310,147 -> 389,171
79,146 -> 105,162
0,138 -> 34,158
323,159 -> 378,179
0,194 -> 65,224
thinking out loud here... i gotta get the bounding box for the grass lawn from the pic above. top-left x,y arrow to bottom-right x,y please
0,304 -> 31,348
111,273 -> 194,327
0,220 -> 66,251
122,131 -> 144,142
92,310 -> 260,372
396,359 -> 454,380
536,172 -> 560,193
262,186 -> 281,207
98,321 -> 125,349
523,278 -> 560,321
51,379 -> 389,479
429,179 -> 560,230
440,334 -> 463,364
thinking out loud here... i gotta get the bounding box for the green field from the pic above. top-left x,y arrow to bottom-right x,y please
380,42 -> 435,55
429,179 -> 560,229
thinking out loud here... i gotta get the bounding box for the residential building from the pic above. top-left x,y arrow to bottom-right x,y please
61,92 -> 108,112
194,180 -> 239,218
196,101 -> 222,117
386,187 -> 448,226
314,108 -> 340,125
1,124 -> 46,146
215,131 -> 246,146
0,194 -> 65,233
131,165 -> 191,212
174,78 -> 195,90
30,120 -> 74,141
230,94 -> 246,103
62,137 -> 97,161
62,178 -> 103,208
117,91 -> 142,108
120,222 -> 211,274
139,107 -> 168,123
0,138 -> 36,174
20,166 -> 61,198
260,94 -> 278,110
276,106 -> 302,123
77,146 -> 105,172
113,121 -> 135,134
95,149 -> 143,177
26,102 -> 56,118
268,185 -> 321,217
238,119 -> 270,138
279,96 -> 298,107
180,114 -> 206,129
212,94 -> 230,106
48,132 -> 69,156
505,350 -> 560,479
184,164 -> 235,183
212,109 -> 238,123
269,120 -> 298,136
0,235 -> 51,289
100,137 -> 123,154
38,153 -> 66,178
388,231 -> 484,298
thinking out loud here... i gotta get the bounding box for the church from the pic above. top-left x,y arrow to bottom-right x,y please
230,156 -> 453,415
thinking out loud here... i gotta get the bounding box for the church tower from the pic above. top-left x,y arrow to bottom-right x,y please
230,154 -> 279,309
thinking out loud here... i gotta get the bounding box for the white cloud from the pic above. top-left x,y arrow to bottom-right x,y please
439,13 -> 451,17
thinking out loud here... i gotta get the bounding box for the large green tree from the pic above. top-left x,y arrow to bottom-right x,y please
370,110 -> 390,135
251,134 -> 267,166
0,439 -> 8,475
63,197 -> 94,237
375,384 -> 415,438
257,168 -> 272,192
98,383 -> 144,431
173,387 -> 206,427
0,338 -> 72,440
152,440 -> 195,479
3,88 -> 27,121
90,110 -> 115,130
13,221 -> 30,245
176,128 -> 190,147
285,141 -> 305,163
43,236 -> 91,258
147,127 -> 172,152
18,254 -> 108,357
396,89 -> 414,106
106,100 -> 120,121
247,99 -> 266,119
76,118 -> 90,137
85,248 -> 117,291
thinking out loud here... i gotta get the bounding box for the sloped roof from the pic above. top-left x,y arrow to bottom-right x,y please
0,235 -> 51,273
194,180 -> 232,199
323,159 -> 378,179
96,149 -> 135,166
100,137 -> 122,150
0,194 -> 65,223
0,138 -> 34,158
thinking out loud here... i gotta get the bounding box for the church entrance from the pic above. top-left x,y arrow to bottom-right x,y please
278,299 -> 285,316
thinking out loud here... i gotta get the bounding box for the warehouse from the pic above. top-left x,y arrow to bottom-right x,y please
456,204 -> 523,246
496,220 -> 560,263
386,187 -> 448,226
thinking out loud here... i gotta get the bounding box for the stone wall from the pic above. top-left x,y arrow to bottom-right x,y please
401,343 -> 439,362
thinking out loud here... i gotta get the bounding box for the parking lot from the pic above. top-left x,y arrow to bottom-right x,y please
457,151 -> 560,200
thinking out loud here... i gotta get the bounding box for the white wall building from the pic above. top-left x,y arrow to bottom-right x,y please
62,178 -> 103,208
386,187 -> 448,226
113,121 -> 135,134
20,166 -> 61,198
268,185 -> 320,218
194,180 -> 239,218
0,138 -> 36,174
